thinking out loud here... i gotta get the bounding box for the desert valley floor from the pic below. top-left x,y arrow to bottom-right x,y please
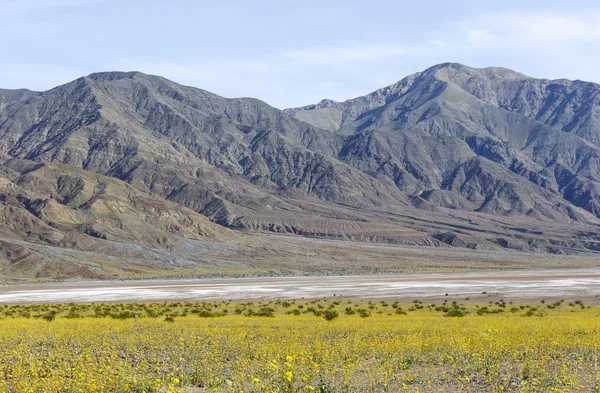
1,268 -> 599,304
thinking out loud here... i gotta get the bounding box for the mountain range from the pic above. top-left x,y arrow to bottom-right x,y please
2,62 -> 600,279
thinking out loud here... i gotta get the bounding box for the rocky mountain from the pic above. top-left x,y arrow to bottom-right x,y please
2,62 -> 600,274
0,72 -> 408,223
287,63 -> 600,221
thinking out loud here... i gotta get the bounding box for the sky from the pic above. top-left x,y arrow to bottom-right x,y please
1,0 -> 599,108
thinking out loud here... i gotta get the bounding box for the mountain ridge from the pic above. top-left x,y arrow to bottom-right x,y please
287,63 -> 600,222
2,62 -> 600,279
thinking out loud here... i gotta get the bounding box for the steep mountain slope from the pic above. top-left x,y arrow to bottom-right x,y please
287,63 -> 600,221
0,72 -> 407,228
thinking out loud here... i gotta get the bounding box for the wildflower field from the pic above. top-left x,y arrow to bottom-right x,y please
0,298 -> 598,393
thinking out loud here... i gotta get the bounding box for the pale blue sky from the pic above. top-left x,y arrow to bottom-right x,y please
1,0 -> 599,108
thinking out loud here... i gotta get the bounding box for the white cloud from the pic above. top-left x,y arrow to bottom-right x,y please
458,11 -> 600,50
503,14 -> 600,43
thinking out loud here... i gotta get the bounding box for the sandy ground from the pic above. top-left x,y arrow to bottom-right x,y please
0,269 -> 599,304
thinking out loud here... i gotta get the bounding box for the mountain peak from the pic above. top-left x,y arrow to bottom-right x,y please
426,62 -> 469,71
86,71 -> 147,82
421,62 -> 530,81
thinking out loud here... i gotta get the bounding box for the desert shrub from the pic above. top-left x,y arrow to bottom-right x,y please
322,310 -> 339,321
444,308 -> 468,317
42,311 -> 57,322
164,314 -> 176,323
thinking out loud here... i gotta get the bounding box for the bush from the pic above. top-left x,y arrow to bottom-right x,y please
64,311 -> 81,319
164,315 -> 176,323
306,307 -> 322,317
444,309 -> 468,318
322,310 -> 339,321
523,308 -> 544,317
42,311 -> 57,322
196,309 -> 219,318
344,307 -> 356,315
110,311 -> 136,320
246,307 -> 275,317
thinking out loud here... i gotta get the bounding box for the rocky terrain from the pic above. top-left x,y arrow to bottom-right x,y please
2,63 -> 600,280
287,64 -> 600,219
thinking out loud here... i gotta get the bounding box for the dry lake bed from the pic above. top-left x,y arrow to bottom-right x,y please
0,269 -> 599,304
